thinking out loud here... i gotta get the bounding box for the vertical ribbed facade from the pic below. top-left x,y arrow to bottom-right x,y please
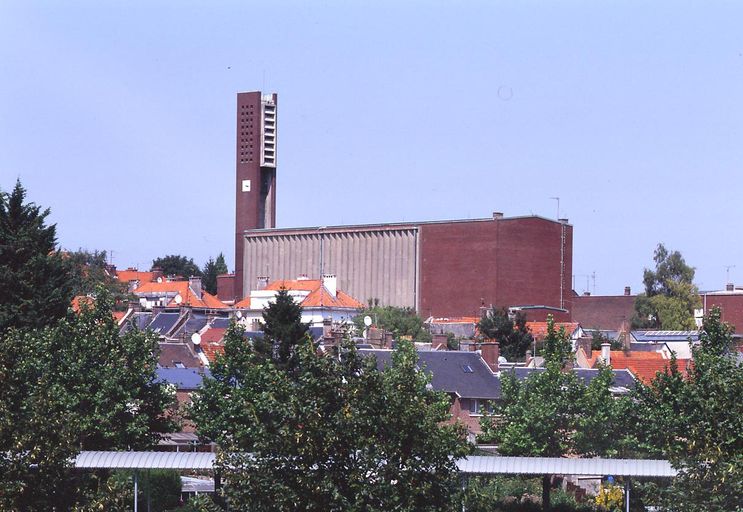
242,227 -> 419,308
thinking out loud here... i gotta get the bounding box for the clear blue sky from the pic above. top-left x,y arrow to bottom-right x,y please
2,1 -> 742,296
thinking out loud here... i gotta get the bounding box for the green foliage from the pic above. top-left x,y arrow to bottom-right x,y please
462,476 -> 597,512
632,243 -> 700,330
152,254 -> 202,278
202,252 -> 228,295
542,316 -> 573,368
0,180 -> 74,332
253,287 -> 309,372
590,330 -> 623,351
633,307 -> 743,511
66,249 -> 132,309
170,494 -> 224,512
353,304 -> 432,342
478,308 -> 534,361
191,324 -> 470,511
0,289 -> 176,510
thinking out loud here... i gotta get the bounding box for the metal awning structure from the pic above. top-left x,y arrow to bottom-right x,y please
74,451 -> 215,470
73,451 -> 676,478
457,456 -> 677,478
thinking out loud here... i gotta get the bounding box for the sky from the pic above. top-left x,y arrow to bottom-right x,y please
1,1 -> 742,296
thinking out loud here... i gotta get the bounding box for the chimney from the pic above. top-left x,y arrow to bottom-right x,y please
583,291 -> 591,296
322,273 -> 337,297
256,276 -> 269,290
601,342 -> 611,366
624,286 -> 631,296
384,331 -> 394,349
558,218 -> 569,224
493,212 -> 504,220
480,341 -> 500,373
322,317 -> 333,338
726,283 -> 735,292
189,277 -> 203,299
576,336 -> 592,358
432,333 -> 448,350
152,268 -> 164,283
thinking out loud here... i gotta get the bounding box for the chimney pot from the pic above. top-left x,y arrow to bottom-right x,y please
624,286 -> 631,296
322,273 -> 337,297
601,342 -> 611,366
493,212 -> 504,220
726,283 -> 735,292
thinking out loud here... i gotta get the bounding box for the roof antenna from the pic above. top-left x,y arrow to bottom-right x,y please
549,197 -> 560,219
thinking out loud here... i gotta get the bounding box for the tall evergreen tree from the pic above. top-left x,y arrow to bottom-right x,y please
202,252 -> 228,295
477,308 -> 534,361
254,287 -> 309,372
0,180 -> 73,332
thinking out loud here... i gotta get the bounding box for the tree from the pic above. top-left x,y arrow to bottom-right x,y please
480,317 -> 630,510
202,252 -> 228,295
353,304 -> 432,342
66,249 -> 132,309
477,307 -> 534,361
0,180 -> 74,332
253,287 -> 309,372
151,254 -> 201,278
632,243 -> 700,330
633,307 -> 743,511
0,289 -> 175,510
191,327 -> 470,511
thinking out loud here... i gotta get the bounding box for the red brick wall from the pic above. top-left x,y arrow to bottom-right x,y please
701,294 -> 743,333
217,273 -> 236,303
419,217 -> 572,319
571,295 -> 635,330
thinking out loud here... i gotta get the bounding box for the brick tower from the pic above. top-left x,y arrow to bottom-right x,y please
234,91 -> 277,299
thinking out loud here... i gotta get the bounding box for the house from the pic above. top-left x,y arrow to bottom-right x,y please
132,277 -> 227,311
574,343 -> 686,384
526,321 -> 584,342
630,330 -> 699,360
233,274 -> 364,329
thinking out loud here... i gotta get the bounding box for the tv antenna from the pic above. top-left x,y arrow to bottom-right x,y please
725,265 -> 736,284
549,197 -> 560,219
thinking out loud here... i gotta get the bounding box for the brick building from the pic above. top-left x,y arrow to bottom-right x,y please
226,91 -> 573,318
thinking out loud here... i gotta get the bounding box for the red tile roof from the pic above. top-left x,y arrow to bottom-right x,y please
527,322 -> 581,341
133,281 -> 227,309
201,327 -> 227,344
235,279 -> 363,310
116,269 -> 158,284
588,350 -> 687,384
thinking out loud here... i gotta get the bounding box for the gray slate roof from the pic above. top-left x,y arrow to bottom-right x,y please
510,367 -> 636,390
360,349 -> 501,399
155,367 -> 211,390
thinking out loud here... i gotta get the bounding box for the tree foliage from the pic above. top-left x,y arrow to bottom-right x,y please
191,324 -> 470,511
480,317 -> 632,509
66,249 -> 132,309
0,289 -> 175,510
151,254 -> 202,278
253,287 -> 310,372
633,307 -> 743,511
353,304 -> 432,342
0,180 -> 74,332
632,243 -> 700,330
477,308 -> 534,361
202,252 -> 228,295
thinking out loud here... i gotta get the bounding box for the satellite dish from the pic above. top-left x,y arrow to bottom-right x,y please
235,310 -> 243,319
191,333 -> 201,346
156,277 -> 163,283
363,315 -> 372,327
174,294 -> 183,304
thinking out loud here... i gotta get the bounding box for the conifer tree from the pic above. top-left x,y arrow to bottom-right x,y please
254,287 -> 309,372
0,180 -> 73,332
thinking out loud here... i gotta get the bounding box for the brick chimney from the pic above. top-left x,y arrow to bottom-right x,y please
480,341 -> 500,373
624,286 -> 631,296
576,336 -> 593,358
432,333 -> 448,350
726,283 -> 735,292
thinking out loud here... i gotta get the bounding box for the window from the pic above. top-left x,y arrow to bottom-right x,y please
462,365 -> 474,373
469,399 -> 494,416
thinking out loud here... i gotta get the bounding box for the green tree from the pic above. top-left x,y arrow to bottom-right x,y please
0,180 -> 74,332
633,307 -> 743,511
480,317 -> 629,510
353,304 -> 432,342
66,249 -> 132,309
477,308 -> 534,361
632,243 -> 700,330
191,326 -> 470,511
253,287 -> 309,372
0,289 -> 175,510
151,254 -> 202,278
202,252 -> 228,295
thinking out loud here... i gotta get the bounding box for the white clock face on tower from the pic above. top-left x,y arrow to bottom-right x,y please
242,179 -> 251,192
